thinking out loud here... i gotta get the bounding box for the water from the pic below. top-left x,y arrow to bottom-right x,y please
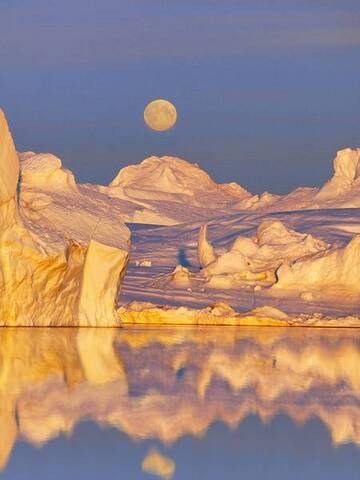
1,326 -> 360,479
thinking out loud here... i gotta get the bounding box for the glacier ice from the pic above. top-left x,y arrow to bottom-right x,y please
0,110 -> 130,326
2,106 -> 360,325
198,219 -> 329,287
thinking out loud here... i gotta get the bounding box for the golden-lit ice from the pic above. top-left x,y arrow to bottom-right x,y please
142,449 -> 175,479
0,110 -> 130,326
0,326 -> 360,469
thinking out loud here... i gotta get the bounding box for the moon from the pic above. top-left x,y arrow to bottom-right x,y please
144,99 -> 177,132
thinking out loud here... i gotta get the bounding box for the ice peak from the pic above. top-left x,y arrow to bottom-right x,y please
315,147 -> 360,200
110,155 -> 216,194
333,148 -> 360,182
0,109 -> 19,202
19,152 -> 77,191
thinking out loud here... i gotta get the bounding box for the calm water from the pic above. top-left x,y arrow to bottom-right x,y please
1,326 -> 360,479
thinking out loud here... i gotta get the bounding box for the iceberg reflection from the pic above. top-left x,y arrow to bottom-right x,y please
0,326 -> 360,469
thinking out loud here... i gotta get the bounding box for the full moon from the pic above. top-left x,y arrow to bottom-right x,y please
144,99 -> 177,132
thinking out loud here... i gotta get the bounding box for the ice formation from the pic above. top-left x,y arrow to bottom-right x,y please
315,148 -> 360,202
199,219 -> 329,288
0,110 -> 130,326
19,144 -> 360,226
198,224 -> 217,267
2,105 -> 360,326
118,301 -> 294,326
19,152 -> 131,252
2,327 -> 360,468
102,155 -> 253,224
274,235 -> 360,296
250,147 -> 360,211
123,206 -> 360,322
169,265 -> 192,287
142,449 -> 175,479
118,301 -> 360,327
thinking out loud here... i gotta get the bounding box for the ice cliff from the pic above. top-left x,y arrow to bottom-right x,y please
0,110 -> 130,326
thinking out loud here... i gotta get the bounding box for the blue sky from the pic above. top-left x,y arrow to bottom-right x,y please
1,0 -> 359,193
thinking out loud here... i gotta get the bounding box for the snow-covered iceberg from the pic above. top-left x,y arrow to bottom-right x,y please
103,155 -> 253,224
0,110 -> 130,326
123,206 -> 360,322
18,144 -> 360,227
198,219 -> 329,288
3,105 -> 360,326
274,234 -> 360,295
251,147 -> 360,211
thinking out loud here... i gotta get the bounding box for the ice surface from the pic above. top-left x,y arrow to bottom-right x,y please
120,209 -> 360,325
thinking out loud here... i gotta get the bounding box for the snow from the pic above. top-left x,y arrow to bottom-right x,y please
20,152 -> 77,191
251,147 -> 360,211
316,148 -> 360,200
274,234 -> 360,295
19,152 -> 130,253
119,208 -> 360,324
198,224 -> 217,267
103,155 -> 253,224
19,146 -> 360,229
2,107 -> 360,326
0,110 -> 130,326
200,219 -> 329,282
119,300 -> 360,327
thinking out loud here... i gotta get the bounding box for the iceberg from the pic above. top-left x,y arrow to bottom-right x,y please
198,219 -> 329,288
0,110 -> 130,326
2,105 -> 360,326
274,234 -> 360,296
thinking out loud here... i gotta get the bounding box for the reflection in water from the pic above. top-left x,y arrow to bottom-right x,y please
0,326 -> 360,471
142,448 -> 175,479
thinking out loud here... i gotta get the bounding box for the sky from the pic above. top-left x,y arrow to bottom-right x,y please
0,0 -> 359,193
